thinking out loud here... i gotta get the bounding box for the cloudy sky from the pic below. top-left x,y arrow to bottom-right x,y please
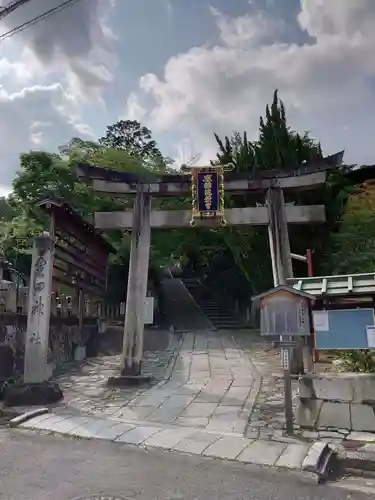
0,0 -> 375,196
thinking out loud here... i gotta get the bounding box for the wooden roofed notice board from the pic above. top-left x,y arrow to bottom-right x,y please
253,285 -> 315,337
38,199 -> 115,297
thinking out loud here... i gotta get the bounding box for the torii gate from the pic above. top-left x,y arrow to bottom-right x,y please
76,150 -> 343,383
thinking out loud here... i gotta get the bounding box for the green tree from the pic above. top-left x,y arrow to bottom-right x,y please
329,180 -> 375,274
208,90 -> 326,295
99,120 -> 164,164
0,197 -> 14,221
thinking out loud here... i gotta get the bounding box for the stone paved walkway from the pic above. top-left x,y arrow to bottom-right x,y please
54,331 -> 259,434
53,331 -> 181,418
14,330 -> 356,471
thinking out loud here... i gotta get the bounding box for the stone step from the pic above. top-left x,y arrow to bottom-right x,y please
181,278 -> 242,330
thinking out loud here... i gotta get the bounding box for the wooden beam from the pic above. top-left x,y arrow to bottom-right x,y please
91,171 -> 327,198
54,245 -> 106,285
95,205 -> 325,230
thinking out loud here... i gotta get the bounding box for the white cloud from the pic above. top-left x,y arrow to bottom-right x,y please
124,92 -> 146,122
0,0 -> 115,191
1,0 -> 117,100
130,0 -> 375,164
0,83 -> 92,186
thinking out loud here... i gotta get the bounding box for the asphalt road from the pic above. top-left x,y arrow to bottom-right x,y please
0,428 -> 370,500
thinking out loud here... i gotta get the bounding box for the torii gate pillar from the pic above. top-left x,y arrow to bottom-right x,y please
109,184 -> 152,384
266,187 -> 293,286
266,186 -> 306,374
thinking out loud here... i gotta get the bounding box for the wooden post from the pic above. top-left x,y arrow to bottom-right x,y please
281,341 -> 294,435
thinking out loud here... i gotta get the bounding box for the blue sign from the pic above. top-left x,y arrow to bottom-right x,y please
196,171 -> 219,213
313,308 -> 375,349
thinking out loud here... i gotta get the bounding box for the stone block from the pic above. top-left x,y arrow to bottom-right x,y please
302,442 -> 327,473
46,416 -> 89,434
29,414 -> 67,430
347,431 -> 375,442
93,422 -> 135,440
238,440 -> 286,466
351,375 -> 375,404
203,436 -> 251,460
317,402 -> 350,429
143,427 -> 192,449
172,438 -> 211,455
275,443 -> 311,469
313,376 -> 353,402
351,404 -> 375,432
295,399 -> 322,428
69,418 -> 114,438
20,412 -> 57,429
298,376 -> 314,399
115,425 -> 161,445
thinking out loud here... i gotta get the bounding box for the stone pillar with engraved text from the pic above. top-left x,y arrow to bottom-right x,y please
24,233 -> 54,383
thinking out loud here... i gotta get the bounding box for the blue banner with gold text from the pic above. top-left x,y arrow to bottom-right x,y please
196,171 -> 219,213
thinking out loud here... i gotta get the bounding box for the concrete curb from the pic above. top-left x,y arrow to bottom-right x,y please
9,407 -> 49,428
302,441 -> 337,483
338,448 -> 375,473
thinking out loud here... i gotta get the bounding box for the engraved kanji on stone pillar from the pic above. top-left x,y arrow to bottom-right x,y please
24,232 -> 54,383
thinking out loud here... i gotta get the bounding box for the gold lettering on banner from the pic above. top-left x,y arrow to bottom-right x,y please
203,174 -> 213,210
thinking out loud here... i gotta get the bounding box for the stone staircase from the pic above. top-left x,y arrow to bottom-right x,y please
181,277 -> 242,330
160,277 -> 214,331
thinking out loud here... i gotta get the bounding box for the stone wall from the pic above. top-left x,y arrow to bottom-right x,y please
296,373 -> 375,432
0,313 -> 98,382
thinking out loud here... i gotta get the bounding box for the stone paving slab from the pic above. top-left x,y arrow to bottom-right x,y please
275,443 -> 312,469
171,438 -> 212,455
237,440 -> 286,466
143,427 -> 192,449
89,422 -> 136,441
69,417 -> 120,438
202,435 -> 252,460
115,425 -> 161,445
42,416 -> 89,434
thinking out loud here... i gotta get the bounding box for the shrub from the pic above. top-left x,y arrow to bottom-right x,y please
334,350 -> 375,373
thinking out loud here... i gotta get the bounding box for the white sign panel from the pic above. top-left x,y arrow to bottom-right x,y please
366,325 -> 375,348
282,348 -> 290,371
313,310 -> 329,331
144,297 -> 154,325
